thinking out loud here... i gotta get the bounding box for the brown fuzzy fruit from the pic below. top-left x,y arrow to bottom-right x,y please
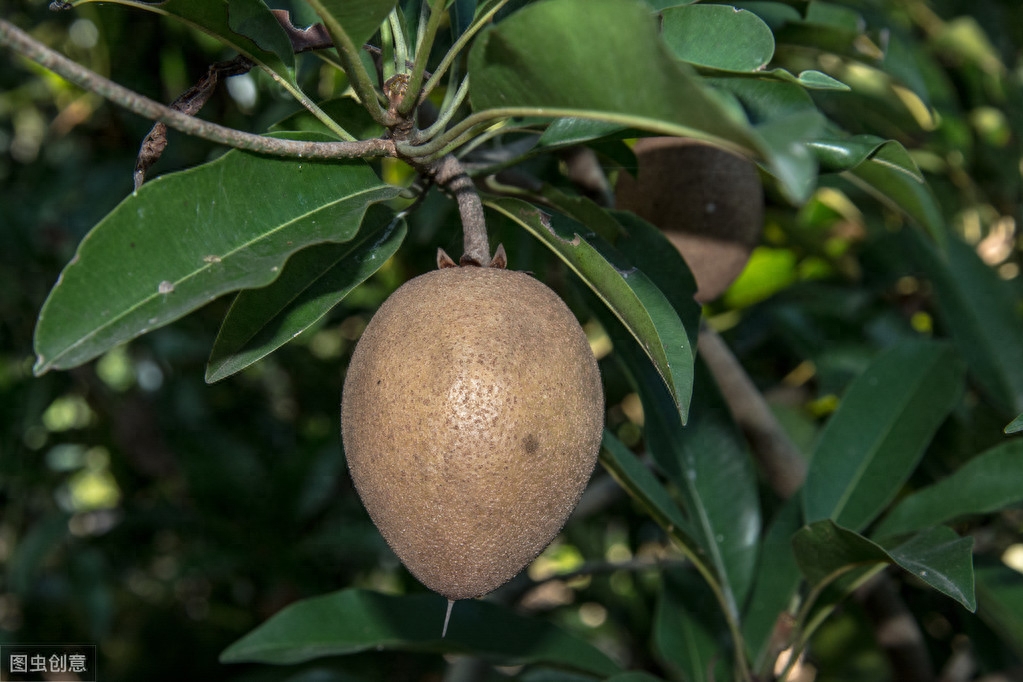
615,137 -> 764,303
341,265 -> 604,600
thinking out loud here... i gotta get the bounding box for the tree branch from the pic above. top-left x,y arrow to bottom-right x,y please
0,18 -> 395,160
416,154 -> 491,266
697,326 -> 807,499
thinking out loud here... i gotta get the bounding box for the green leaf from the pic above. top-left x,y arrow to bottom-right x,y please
754,109 -> 825,202
610,210 -> 701,353
205,207 -> 406,383
810,135 -> 921,179
467,0 -> 815,202
529,184 -> 701,352
1006,414 -> 1023,434
660,5 -> 775,72
484,196 -> 695,419
802,340 -> 965,532
606,320 -> 759,620
220,588 -> 621,675
711,76 -> 817,123
909,234 -> 1023,416
654,569 -> 731,682
666,360 -> 761,613
314,0 -> 399,52
704,67 -> 850,91
706,77 -> 826,200
810,136 -> 944,243
844,142 -> 946,245
599,430 -> 699,557
34,149 -> 400,375
537,118 -> 630,149
795,70 -> 850,90
227,0 -> 295,67
792,521 -> 975,611
792,519 -> 890,586
874,439 -> 1023,538
72,0 -> 296,82
887,526 -> 975,611
975,562 -> 1023,659
742,497 -> 802,668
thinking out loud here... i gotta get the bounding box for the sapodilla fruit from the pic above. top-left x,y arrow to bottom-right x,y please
615,137 -> 764,303
341,264 -> 604,600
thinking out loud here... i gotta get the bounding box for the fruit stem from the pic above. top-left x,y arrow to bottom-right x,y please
442,599 -> 455,638
422,154 -> 491,266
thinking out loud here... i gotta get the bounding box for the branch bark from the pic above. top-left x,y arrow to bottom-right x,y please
0,18 -> 395,160
697,326 -> 807,499
416,154 -> 491,266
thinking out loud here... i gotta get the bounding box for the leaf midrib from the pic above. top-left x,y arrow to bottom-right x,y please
826,347 -> 943,527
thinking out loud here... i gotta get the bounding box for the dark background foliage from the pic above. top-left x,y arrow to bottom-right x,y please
3,0 -> 1023,681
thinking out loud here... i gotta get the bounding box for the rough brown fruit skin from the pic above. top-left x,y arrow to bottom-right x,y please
341,266 -> 604,600
615,137 -> 764,303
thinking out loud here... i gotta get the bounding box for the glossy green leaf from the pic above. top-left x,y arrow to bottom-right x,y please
844,142 -> 946,245
754,109 -> 825,202
537,118 -> 630,149
315,0 -> 399,51
975,563 -> 1023,659
910,234 -> 1023,416
610,210 -> 702,353
484,196 -> 695,419
660,5 -> 775,72
795,70 -> 850,90
668,359 -> 761,613
530,184 -> 701,352
205,208 -> 406,383
742,497 -> 802,668
607,319 -> 758,620
34,149 -> 400,375
704,66 -> 849,91
887,526 -> 976,611
72,0 -> 296,82
599,431 -> 703,562
1006,414 -> 1023,434
227,0 -> 295,66
811,136 -> 944,243
707,77 -> 826,200
793,521 -> 975,611
467,0 -> 815,202
220,588 -> 621,675
792,520 -> 890,586
874,439 -> 1023,538
711,76 -> 817,122
802,340 -> 965,532
654,569 -> 731,682
810,136 -> 921,180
